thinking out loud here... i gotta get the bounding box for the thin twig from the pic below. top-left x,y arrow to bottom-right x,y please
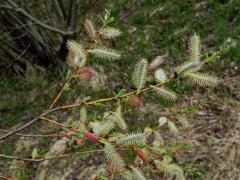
0,1 -> 74,35
0,149 -> 104,162
0,111 -> 51,140
39,117 -> 85,134
48,78 -> 73,110
0,79 -> 170,141
48,26 -> 103,110
0,130 -> 62,138
0,42 -> 31,81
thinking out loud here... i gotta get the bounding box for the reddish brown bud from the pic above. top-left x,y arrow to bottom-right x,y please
7,176 -> 13,180
85,132 -> 100,142
133,148 -> 148,163
76,138 -> 85,145
76,68 -> 93,80
128,95 -> 142,107
107,164 -> 123,174
63,132 -> 71,139
64,131 -> 76,139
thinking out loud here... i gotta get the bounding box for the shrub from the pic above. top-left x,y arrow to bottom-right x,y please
0,9 -> 222,179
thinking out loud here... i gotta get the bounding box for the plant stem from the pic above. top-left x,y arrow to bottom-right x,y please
0,130 -> 61,138
0,79 -> 171,141
40,117 -> 85,134
0,149 -> 104,162
48,77 -> 73,110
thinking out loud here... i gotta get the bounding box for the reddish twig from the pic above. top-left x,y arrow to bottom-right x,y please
39,116 -> 84,134
0,80 -> 170,141
48,78 -> 73,110
0,149 -> 104,162
0,129 -> 62,138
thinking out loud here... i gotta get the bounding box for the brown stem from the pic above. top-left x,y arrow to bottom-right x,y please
48,27 -> 102,110
40,117 -> 85,134
0,42 -> 31,81
0,149 -> 104,162
0,79 -> 170,141
48,78 -> 73,110
0,130 -> 61,138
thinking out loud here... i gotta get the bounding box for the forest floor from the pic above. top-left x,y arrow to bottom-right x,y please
0,0 -> 240,179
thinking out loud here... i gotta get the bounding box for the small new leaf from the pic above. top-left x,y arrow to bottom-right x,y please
153,131 -> 164,147
104,142 -> 125,170
116,132 -> 146,147
178,115 -> 189,129
89,48 -> 120,60
132,59 -> 148,92
154,68 -> 167,82
151,86 -> 177,102
110,106 -> 127,130
132,167 -> 147,180
80,107 -> 87,123
167,121 -> 179,134
101,27 -> 121,39
158,116 -> 168,126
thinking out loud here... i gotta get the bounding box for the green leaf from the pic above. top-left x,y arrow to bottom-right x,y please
153,131 -> 164,147
144,127 -> 153,136
167,121 -> 179,134
63,82 -> 70,91
94,102 -> 108,107
110,107 -> 127,130
158,116 -> 168,126
80,107 -> 87,123
114,88 -> 127,98
178,115 -> 189,128
31,148 -> 38,159
66,70 -> 73,81
154,68 -> 167,82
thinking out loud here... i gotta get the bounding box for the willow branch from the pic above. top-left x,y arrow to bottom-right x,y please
48,78 -> 73,110
0,149 -> 104,162
48,28 -> 102,110
0,130 -> 61,138
39,117 -> 84,134
0,79 -> 171,141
